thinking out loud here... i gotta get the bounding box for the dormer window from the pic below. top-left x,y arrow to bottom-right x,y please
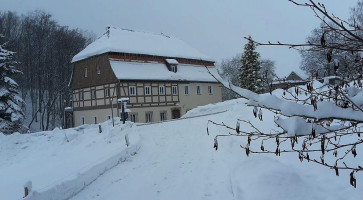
171,65 -> 177,73
166,59 -> 179,73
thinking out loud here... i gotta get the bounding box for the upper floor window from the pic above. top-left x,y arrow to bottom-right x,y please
105,88 -> 110,97
197,85 -> 201,95
145,86 -> 151,95
129,86 -> 136,96
79,91 -> 84,100
96,65 -> 101,75
91,90 -> 96,99
85,67 -> 88,78
208,85 -> 213,94
184,85 -> 189,95
159,85 -> 165,95
172,86 -> 178,95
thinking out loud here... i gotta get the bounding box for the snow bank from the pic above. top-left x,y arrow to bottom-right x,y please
0,119 -> 140,200
24,144 -> 140,200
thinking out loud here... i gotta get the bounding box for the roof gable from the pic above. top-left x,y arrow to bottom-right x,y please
286,71 -> 303,81
72,27 -> 213,63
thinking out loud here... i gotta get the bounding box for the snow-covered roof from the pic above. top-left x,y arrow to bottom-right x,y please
72,27 -> 213,63
109,60 -> 219,82
165,59 -> 179,65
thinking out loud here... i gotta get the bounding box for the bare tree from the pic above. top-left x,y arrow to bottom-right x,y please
0,10 -> 91,132
209,0 -> 363,188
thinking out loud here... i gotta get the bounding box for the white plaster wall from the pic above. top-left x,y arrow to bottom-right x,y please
178,82 -> 222,115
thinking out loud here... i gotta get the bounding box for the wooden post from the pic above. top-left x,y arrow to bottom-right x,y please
24,187 -> 29,197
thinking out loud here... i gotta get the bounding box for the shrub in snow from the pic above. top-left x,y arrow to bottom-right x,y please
208,0 -> 363,187
0,35 -> 24,134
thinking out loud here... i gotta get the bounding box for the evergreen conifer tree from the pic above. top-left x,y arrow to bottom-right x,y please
239,36 -> 264,93
0,36 -> 24,134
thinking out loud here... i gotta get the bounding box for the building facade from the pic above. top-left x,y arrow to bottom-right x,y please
69,27 -> 222,127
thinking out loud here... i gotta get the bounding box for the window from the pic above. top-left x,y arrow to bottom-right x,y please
129,86 -> 136,96
96,65 -> 101,74
93,116 -> 97,124
184,85 -> 189,95
106,115 -> 111,120
130,113 -> 137,122
81,117 -> 85,125
159,85 -> 165,95
208,85 -> 213,94
197,85 -> 201,95
144,86 -> 151,95
85,67 -> 88,77
172,86 -> 178,95
79,91 -> 84,100
91,90 -> 96,99
171,65 -> 177,73
146,112 -> 153,123
160,111 -> 167,121
105,88 -> 110,97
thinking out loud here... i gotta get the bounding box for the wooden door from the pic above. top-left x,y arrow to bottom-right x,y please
172,108 -> 181,119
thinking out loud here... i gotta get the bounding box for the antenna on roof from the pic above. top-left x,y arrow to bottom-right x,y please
160,32 -> 170,38
106,26 -> 110,38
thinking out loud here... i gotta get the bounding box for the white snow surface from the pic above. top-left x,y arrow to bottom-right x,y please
72,27 -> 213,63
165,58 -> 179,65
2,97 -> 363,199
110,60 -> 220,82
0,120 -> 139,200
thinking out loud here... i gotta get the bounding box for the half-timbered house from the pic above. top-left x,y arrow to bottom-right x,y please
68,27 -> 222,127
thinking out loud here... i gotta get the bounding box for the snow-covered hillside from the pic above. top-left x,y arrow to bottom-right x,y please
2,97 -> 363,200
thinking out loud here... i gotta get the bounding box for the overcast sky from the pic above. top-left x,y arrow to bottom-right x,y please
1,0 -> 359,77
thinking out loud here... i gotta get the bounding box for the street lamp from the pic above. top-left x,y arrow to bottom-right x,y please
118,98 -> 130,124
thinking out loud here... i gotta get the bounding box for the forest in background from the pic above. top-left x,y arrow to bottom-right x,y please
0,10 -> 94,132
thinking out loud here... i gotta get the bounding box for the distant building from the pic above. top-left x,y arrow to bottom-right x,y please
318,76 -> 347,86
271,71 -> 307,90
68,27 -> 222,127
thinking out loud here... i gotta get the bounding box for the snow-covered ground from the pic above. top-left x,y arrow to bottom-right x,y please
2,97 -> 363,199
0,119 -> 139,200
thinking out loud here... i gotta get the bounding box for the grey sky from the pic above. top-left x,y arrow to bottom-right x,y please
1,0 -> 359,77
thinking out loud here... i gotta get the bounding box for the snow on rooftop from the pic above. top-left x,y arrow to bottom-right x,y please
109,60 -> 220,82
72,27 -> 213,63
165,59 -> 179,65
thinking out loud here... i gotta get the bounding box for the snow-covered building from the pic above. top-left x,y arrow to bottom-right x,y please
271,71 -> 307,90
69,27 -> 222,126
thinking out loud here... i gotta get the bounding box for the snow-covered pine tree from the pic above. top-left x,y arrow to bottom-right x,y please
0,36 -> 24,134
239,36 -> 264,93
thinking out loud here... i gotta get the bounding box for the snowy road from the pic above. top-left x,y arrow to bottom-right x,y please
72,115 -> 233,199
70,100 -> 362,200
